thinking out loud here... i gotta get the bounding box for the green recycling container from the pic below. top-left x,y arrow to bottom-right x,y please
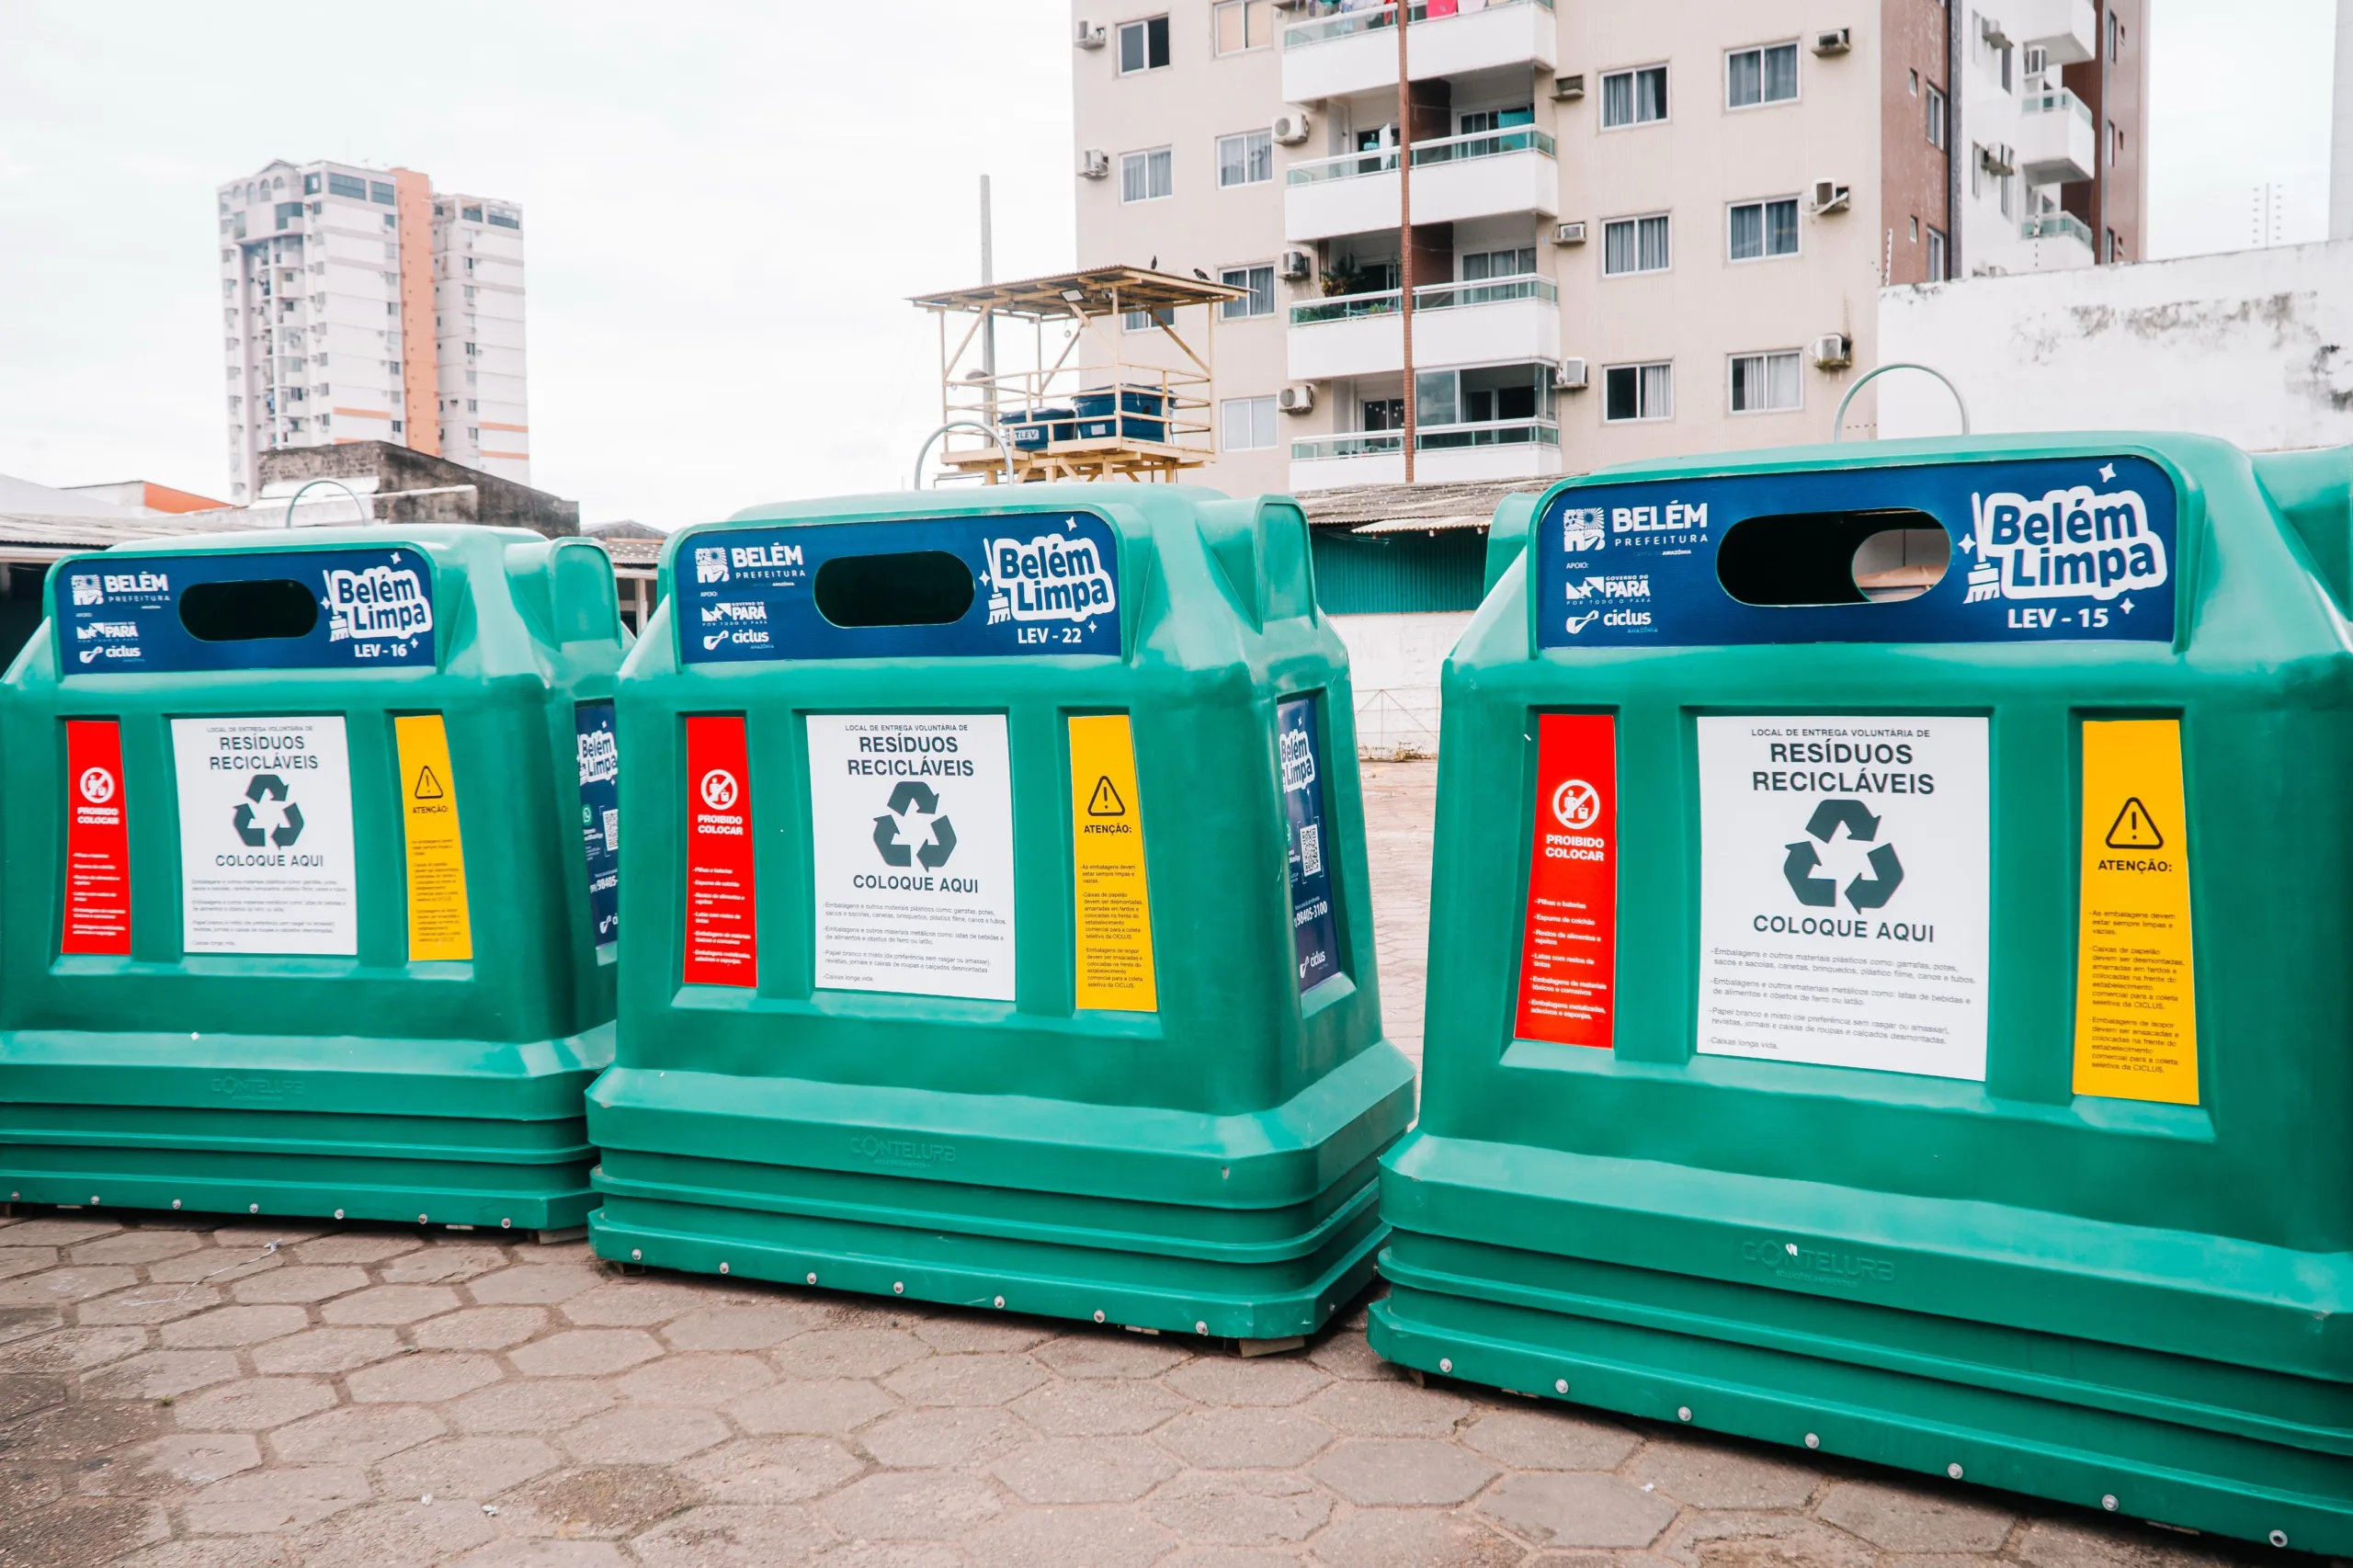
1371,435 -> 2353,1549
585,484 -> 1413,1341
0,526 -> 627,1230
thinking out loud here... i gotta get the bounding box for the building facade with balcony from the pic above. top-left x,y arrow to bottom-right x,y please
216,161 -> 532,503
1070,0 -> 2145,492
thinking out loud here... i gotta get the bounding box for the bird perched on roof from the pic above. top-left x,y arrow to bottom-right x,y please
1149,255 -> 1158,269
1192,267 -> 1210,280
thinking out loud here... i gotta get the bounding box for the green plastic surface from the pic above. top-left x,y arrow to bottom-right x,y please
586,484 -> 1415,1335
0,526 -> 625,1227
1370,435 -> 2353,1549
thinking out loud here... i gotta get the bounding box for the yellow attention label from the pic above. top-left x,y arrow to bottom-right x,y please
1068,713 -> 1156,1011
2073,720 -> 2197,1103
394,714 -> 472,962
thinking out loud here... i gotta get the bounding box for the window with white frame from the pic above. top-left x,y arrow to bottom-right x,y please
1217,129 -> 1273,187
1122,306 -> 1176,333
1926,83 -> 1948,148
1728,350 -> 1802,414
1120,147 -> 1174,203
1603,361 -> 1673,422
1118,16 -> 1170,73
1599,66 -> 1667,128
1926,226 -> 1948,280
1461,246 -> 1537,279
1220,264 -> 1276,319
1725,43 -> 1798,108
1602,214 -> 1671,276
1726,198 -> 1800,261
1222,395 -> 1278,449
1212,0 -> 1273,54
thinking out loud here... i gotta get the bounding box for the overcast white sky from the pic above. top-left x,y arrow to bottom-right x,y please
0,1 -> 2338,528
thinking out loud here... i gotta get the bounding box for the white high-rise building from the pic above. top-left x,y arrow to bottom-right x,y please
216,161 -> 531,502
1070,0 -> 2146,494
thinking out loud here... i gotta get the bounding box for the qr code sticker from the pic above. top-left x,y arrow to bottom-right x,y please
1298,823 -> 1322,877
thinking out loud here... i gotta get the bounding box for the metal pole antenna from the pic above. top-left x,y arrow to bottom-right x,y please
979,176 -> 998,432
1396,0 -> 1415,483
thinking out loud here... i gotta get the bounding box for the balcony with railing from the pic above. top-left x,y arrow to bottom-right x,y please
1280,0 -> 1556,103
1285,125 -> 1558,242
2019,209 -> 2096,270
1288,275 -> 1558,380
2016,88 -> 2095,186
1290,416 -> 1561,490
2005,0 -> 2096,63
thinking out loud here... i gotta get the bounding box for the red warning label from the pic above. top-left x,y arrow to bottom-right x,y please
1514,712 -> 1618,1048
62,719 -> 131,956
684,715 -> 756,987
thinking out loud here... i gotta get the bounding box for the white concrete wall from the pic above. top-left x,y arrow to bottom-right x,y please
1331,610 -> 1476,756
1877,241 -> 2353,449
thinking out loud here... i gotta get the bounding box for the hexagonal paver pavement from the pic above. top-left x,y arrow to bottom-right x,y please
0,764 -> 2296,1568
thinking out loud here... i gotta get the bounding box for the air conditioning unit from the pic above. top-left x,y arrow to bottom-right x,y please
1552,220 -> 1588,246
1813,27 -> 1851,54
1078,149 -> 1110,179
1979,142 -> 2016,176
1810,177 -> 1851,214
1808,333 -> 1853,369
1074,18 -> 1106,47
1277,383 -> 1316,415
1278,248 -> 1313,280
1552,358 -> 1589,392
1979,14 -> 2011,47
1271,110 -> 1312,145
1552,73 -> 1586,100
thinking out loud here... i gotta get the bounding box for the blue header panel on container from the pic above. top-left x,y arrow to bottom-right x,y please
1279,694 -> 1345,996
677,512 -> 1121,664
55,547 -> 437,674
1534,454 -> 2179,649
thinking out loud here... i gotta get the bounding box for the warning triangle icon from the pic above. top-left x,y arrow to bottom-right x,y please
414,765 -> 446,801
1086,776 -> 1126,817
2104,796 -> 2163,849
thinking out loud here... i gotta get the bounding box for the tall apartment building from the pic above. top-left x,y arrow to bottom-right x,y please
216,161 -> 531,503
1072,0 -> 2144,494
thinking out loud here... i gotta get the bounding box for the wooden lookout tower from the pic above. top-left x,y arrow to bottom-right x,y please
911,266 -> 1245,483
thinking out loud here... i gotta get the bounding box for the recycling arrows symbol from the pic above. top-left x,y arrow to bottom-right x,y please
1782,797 -> 1902,912
871,779 -> 958,871
232,773 -> 304,848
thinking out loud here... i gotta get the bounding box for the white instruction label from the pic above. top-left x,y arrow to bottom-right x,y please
807,713 -> 1016,1001
171,715 -> 358,955
1696,716 -> 1989,1081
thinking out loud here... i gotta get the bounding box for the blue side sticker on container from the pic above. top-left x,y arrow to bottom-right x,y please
55,547 -> 437,673
1279,694 -> 1344,995
1536,455 -> 2178,647
574,701 -> 620,949
677,512 -> 1120,664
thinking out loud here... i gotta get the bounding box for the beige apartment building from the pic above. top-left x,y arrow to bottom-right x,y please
1071,0 -> 2144,494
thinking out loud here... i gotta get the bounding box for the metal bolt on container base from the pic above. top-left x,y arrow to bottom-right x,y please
1555,1379 -> 1569,1394
1677,1406 -> 1693,1422
1806,1434 -> 1821,1449
1094,1310 -> 1106,1323
1439,1358 -> 1453,1373
719,1262 -> 730,1275
1949,1463 -> 1965,1480
631,1249 -> 642,1261
2269,1531 -> 2289,1549
806,1272 -> 817,1285
892,1281 -> 904,1294
995,1296 -> 1006,1309
2103,1496 -> 2119,1512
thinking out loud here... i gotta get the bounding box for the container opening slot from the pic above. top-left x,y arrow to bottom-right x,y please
813,551 -> 976,628
176,579 -> 321,642
1715,509 -> 1950,607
